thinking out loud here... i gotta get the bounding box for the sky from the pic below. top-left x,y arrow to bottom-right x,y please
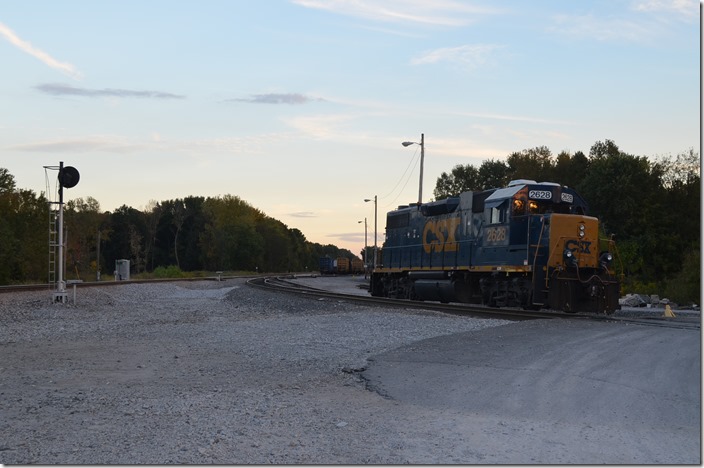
1,0 -> 699,255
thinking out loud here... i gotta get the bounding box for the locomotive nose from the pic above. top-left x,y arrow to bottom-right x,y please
548,214 -> 599,269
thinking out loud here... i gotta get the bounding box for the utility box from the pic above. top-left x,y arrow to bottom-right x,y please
115,259 -> 130,281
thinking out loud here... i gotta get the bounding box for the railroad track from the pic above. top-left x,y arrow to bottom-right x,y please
3,276 -> 698,330
248,276 -> 578,322
248,276 -> 701,330
0,275 -> 242,294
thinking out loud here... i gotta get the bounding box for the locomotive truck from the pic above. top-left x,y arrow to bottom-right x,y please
369,179 -> 621,314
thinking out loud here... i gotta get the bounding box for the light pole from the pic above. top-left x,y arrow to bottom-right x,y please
358,218 -> 368,278
364,196 -> 377,269
402,133 -> 424,204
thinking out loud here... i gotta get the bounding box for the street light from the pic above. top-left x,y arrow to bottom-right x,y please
358,218 -> 368,278
364,196 -> 377,269
402,133 -> 424,204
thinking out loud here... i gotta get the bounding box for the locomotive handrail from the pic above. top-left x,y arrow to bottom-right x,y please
601,235 -> 625,285
531,215 -> 547,290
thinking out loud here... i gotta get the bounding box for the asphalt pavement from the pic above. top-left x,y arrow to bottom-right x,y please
362,318 -> 701,464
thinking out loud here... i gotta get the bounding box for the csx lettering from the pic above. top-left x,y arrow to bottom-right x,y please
485,226 -> 507,243
423,218 -> 460,254
565,239 -> 592,254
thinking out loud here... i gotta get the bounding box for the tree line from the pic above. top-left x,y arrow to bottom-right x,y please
433,140 -> 700,304
1,138 -> 699,304
0,170 -> 354,284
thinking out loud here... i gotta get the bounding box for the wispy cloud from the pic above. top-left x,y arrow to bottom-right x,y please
632,0 -> 696,20
231,93 -> 325,105
288,211 -> 318,218
6,133 -> 293,155
0,22 -> 82,79
283,113 -> 360,140
549,1 -> 695,43
549,13 -> 656,42
411,44 -> 504,69
35,83 -> 185,99
292,0 -> 502,27
7,136 -> 144,154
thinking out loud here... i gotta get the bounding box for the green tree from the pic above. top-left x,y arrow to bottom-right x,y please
0,168 -> 48,284
506,146 -> 554,182
477,159 -> 510,189
199,195 -> 264,271
553,150 -> 589,188
64,196 -> 106,281
103,205 -> 147,276
433,164 -> 480,199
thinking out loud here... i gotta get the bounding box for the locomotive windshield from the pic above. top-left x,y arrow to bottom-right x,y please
512,197 -> 583,216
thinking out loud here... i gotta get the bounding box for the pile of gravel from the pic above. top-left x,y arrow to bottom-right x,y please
0,279 -> 510,464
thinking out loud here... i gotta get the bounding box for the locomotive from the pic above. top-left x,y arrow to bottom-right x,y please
369,179 -> 621,314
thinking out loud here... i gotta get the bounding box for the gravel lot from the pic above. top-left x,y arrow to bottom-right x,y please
0,278 -> 512,464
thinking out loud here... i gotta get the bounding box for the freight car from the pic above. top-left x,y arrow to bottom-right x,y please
319,257 -> 335,275
336,257 -> 350,274
350,258 -> 364,274
319,256 -> 364,275
369,179 -> 621,314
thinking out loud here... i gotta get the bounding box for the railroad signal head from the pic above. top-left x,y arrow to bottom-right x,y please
58,166 -> 80,188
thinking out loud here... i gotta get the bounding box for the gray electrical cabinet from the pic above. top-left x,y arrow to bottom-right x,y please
115,259 -> 130,281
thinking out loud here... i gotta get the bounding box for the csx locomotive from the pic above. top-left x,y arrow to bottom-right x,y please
369,179 -> 620,314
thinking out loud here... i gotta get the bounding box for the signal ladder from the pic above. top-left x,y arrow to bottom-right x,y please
48,203 -> 68,302
48,206 -> 57,287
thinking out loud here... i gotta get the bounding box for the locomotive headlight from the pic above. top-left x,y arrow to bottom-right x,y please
599,252 -> 613,269
563,248 -> 577,267
578,224 -> 585,237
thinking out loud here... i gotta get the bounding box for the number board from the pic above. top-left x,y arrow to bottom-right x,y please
528,189 -> 551,200
483,226 -> 509,246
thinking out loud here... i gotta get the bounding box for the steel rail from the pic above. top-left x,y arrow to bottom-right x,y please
248,276 -> 701,330
247,276 -> 563,322
3,275 -> 697,330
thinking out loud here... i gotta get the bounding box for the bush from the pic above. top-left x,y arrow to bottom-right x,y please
152,265 -> 186,279
663,248 -> 701,306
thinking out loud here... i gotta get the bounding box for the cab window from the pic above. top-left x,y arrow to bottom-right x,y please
486,200 -> 508,224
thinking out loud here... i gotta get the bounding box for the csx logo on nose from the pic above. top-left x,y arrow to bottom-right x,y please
565,239 -> 592,254
423,218 -> 460,253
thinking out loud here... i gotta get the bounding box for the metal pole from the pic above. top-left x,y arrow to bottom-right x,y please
96,230 -> 101,281
373,195 -> 378,269
56,161 -> 66,301
418,133 -> 424,204
364,218 -> 368,278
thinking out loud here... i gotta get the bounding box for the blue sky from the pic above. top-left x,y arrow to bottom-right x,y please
1,0 -> 699,254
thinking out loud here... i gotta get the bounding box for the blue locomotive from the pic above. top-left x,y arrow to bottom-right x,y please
369,179 -> 620,314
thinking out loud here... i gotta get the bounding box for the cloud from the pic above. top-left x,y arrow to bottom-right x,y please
632,0 -> 696,19
283,113 -> 360,140
231,93 -> 325,105
6,133 -> 294,155
411,44 -> 504,69
288,211 -> 318,218
35,83 -> 185,99
548,13 -> 656,42
7,136 -> 147,154
292,0 -> 501,27
0,22 -> 82,79
549,1 -> 696,43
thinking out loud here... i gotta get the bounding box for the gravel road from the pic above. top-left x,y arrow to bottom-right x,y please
0,278 -> 512,464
